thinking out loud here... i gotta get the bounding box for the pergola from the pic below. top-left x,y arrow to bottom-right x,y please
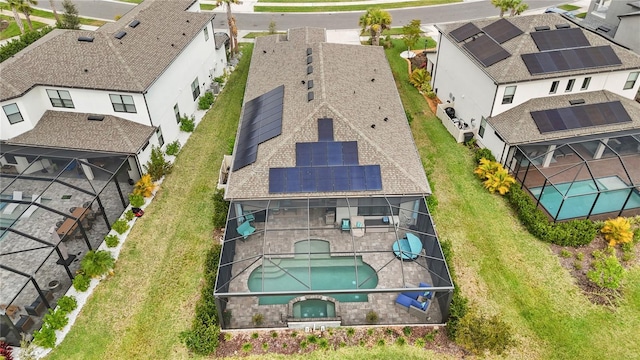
214,195 -> 454,329
0,144 -> 136,346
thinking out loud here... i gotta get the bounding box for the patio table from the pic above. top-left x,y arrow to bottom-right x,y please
56,207 -> 88,236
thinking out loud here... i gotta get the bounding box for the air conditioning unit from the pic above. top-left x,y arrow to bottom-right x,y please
210,82 -> 220,95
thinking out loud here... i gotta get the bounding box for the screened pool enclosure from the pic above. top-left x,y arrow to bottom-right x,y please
0,145 -> 138,346
506,133 -> 640,221
214,196 -> 454,329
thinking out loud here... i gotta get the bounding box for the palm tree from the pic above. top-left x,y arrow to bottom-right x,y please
509,0 -> 529,16
7,0 -> 25,35
491,0 -> 529,18
491,0 -> 510,17
474,158 -> 501,180
49,0 -> 60,24
359,9 -> 392,46
216,0 -> 239,55
19,0 -> 38,32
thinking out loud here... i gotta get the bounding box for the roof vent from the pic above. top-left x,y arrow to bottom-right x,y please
307,47 -> 312,56
307,65 -> 313,75
307,56 -> 312,64
308,91 -> 314,102
129,19 -> 140,28
307,79 -> 314,90
114,31 -> 127,39
555,23 -> 570,29
569,99 -> 585,105
535,26 -> 551,31
597,25 -> 611,32
87,115 -> 105,121
78,36 -> 94,42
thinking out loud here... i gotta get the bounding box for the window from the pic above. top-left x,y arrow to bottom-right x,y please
550,81 -> 559,94
109,94 -> 136,113
624,71 -> 639,90
565,79 -> 575,92
581,77 -> 591,90
501,86 -> 516,104
156,127 -> 164,147
174,104 -> 181,123
204,27 -> 209,41
2,103 -> 24,124
47,89 -> 74,108
357,198 -> 399,217
479,117 -> 487,138
191,78 -> 200,101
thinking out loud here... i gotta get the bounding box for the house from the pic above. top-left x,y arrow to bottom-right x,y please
0,0 -> 227,346
431,13 -> 640,221
584,0 -> 640,54
213,28 -> 453,329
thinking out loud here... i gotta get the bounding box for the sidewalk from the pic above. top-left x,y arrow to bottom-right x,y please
0,11 -> 100,46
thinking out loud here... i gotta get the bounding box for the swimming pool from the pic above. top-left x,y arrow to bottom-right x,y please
292,299 -> 336,318
530,176 -> 640,220
248,253 -> 378,305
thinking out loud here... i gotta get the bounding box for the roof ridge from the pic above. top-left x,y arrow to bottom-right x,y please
103,34 -> 146,91
113,116 -> 143,152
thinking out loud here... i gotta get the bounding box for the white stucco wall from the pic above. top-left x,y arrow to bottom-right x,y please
479,122 -> 508,162
432,34 -> 497,127
0,90 -> 46,139
615,18 -> 640,54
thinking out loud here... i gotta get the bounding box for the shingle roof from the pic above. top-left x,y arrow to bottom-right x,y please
488,90 -> 640,145
0,0 -> 213,101
3,110 -> 155,154
225,28 -> 431,200
436,13 -> 640,84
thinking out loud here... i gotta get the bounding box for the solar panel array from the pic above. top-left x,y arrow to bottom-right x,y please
482,18 -> 523,44
296,141 -> 358,166
531,101 -> 632,134
521,46 -> 622,75
450,22 -> 482,42
232,85 -> 285,171
463,35 -> 511,67
530,28 -> 589,51
269,165 -> 382,193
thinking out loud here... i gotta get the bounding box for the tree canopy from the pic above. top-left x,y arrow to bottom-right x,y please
359,9 -> 392,47
491,0 -> 529,17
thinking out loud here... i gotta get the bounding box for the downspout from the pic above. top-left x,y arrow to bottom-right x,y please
142,92 -> 154,127
430,31 -> 443,90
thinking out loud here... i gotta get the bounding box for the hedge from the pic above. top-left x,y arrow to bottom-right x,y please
1,27 -> 53,63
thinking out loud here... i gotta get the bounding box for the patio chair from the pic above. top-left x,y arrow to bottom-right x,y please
20,195 -> 41,219
350,216 -> 365,237
236,220 -> 256,239
341,219 -> 350,232
2,191 -> 22,215
395,293 -> 430,312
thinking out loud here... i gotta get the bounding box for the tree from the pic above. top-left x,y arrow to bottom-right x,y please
50,0 -> 60,24
491,0 -> 528,17
402,19 -> 421,52
509,0 -> 528,16
58,0 -> 80,30
7,0 -> 25,35
18,0 -> 38,32
359,8 -> 392,47
216,0 -> 239,55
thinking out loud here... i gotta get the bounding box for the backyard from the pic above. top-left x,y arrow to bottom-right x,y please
43,38 -> 640,360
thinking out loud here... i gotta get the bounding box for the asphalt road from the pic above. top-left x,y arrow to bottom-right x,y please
35,0 -> 136,21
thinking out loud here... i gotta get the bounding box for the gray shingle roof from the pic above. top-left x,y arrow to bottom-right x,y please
0,0 -> 213,101
488,90 -> 640,145
225,28 -> 431,200
4,110 -> 155,153
436,13 -> 640,84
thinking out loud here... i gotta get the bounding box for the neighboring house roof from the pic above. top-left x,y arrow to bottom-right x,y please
488,90 -> 640,145
225,28 -> 431,200
3,110 -> 155,154
214,32 -> 230,49
0,0 -> 214,101
436,13 -> 640,84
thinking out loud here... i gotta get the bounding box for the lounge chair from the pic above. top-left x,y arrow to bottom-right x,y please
2,191 -> 22,215
395,293 -> 431,313
341,219 -> 350,232
401,282 -> 433,300
236,220 -> 256,239
392,232 -> 423,260
20,195 -> 41,219
350,216 -> 365,237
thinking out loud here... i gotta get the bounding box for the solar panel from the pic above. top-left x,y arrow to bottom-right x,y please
531,28 -> 589,51
342,141 -> 358,165
233,85 -> 285,171
463,35 -> 511,67
449,22 -> 482,42
531,101 -> 632,134
521,46 -> 622,75
268,165 -> 383,193
318,118 -> 334,141
482,18 -> 523,44
327,142 -> 343,165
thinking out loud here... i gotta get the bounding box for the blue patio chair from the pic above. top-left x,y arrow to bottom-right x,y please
341,219 -> 350,231
236,221 -> 255,239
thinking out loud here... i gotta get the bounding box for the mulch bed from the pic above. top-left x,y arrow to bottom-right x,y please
215,326 -> 467,358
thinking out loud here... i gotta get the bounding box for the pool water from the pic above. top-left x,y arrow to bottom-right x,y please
292,299 -> 336,318
248,254 -> 378,305
530,176 -> 640,220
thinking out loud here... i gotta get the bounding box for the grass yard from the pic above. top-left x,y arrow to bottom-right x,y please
256,0 -> 459,12
201,3 -> 217,10
258,0 -> 362,3
0,4 -> 106,27
243,31 -> 287,38
558,4 -> 580,11
0,14 -> 47,39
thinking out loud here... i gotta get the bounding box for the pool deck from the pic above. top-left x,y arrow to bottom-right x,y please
223,208 -> 442,328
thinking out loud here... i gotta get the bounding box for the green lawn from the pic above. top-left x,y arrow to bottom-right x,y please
256,0 -> 459,12
0,4 -> 106,26
258,0 -> 362,3
558,4 -> 580,11
0,14 -> 47,39
243,31 -> 286,38
200,3 -> 217,10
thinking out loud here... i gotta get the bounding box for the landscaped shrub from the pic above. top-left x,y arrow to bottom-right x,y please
587,249 -> 625,290
365,310 -> 379,324
212,188 -> 230,229
180,115 -> 196,132
105,234 -> 119,248
124,210 -> 135,222
33,326 -> 56,348
252,313 -> 264,326
43,309 -> 69,330
409,68 -> 431,91
601,217 -> 633,247
73,273 -> 90,292
81,250 -> 115,278
180,245 -> 222,355
165,140 -> 181,156
473,148 -> 496,163
129,193 -> 145,208
0,340 -> 13,360
111,218 -> 130,235
198,92 -> 215,110
56,295 -> 77,314
456,310 -> 515,356
474,158 -> 515,195
0,26 -> 53,63
143,147 -> 173,181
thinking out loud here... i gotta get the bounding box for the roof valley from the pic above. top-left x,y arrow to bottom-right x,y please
104,35 -> 146,91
